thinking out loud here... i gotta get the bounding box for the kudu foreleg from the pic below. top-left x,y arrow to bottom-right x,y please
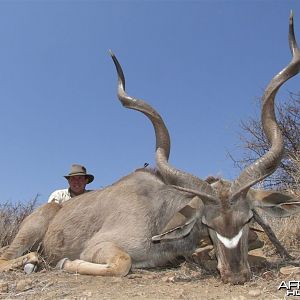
58,241 -> 131,276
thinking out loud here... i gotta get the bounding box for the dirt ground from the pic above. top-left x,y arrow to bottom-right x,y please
0,254 -> 298,300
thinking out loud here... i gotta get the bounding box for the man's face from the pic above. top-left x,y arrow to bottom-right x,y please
68,175 -> 88,195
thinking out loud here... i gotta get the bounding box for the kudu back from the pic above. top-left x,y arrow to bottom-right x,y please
1,14 -> 300,284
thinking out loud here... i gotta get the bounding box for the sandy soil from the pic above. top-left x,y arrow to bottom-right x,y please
0,256 -> 297,300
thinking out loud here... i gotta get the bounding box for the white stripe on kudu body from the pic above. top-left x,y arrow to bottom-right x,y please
216,229 -> 243,249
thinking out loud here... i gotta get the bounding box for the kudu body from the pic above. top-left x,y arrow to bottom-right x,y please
1,14 -> 300,284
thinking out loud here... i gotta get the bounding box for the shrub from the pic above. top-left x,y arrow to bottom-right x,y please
0,195 -> 39,248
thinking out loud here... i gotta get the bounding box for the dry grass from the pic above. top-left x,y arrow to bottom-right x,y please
0,196 -> 38,248
259,214 -> 300,259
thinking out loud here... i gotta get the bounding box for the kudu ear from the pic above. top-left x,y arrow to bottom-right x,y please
151,197 -> 204,242
247,189 -> 300,217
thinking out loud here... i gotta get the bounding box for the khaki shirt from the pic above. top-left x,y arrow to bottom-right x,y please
48,189 -> 92,204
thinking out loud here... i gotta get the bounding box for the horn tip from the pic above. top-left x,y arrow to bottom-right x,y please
108,49 -> 115,58
290,10 -> 294,25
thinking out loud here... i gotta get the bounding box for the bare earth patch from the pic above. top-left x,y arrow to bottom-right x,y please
0,258 -> 294,300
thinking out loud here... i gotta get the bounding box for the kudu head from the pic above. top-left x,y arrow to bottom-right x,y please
110,13 -> 300,284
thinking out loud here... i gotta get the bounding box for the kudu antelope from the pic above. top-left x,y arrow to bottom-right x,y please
1,14 -> 300,284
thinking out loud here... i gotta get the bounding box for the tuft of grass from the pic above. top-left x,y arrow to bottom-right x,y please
261,214 -> 300,259
0,195 -> 39,248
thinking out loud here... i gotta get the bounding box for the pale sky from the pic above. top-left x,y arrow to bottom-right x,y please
0,0 -> 299,203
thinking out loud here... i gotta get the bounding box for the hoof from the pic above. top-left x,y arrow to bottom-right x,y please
24,263 -> 38,274
56,258 -> 69,270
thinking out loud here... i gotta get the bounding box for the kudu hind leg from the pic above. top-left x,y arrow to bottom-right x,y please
0,202 -> 61,270
58,242 -> 132,277
0,252 -> 39,272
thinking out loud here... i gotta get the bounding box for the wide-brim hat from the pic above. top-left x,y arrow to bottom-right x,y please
64,164 -> 94,184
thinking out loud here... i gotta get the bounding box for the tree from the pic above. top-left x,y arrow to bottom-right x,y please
231,92 -> 300,260
232,92 -> 300,191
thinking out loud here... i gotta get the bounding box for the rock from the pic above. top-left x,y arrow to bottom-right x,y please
177,289 -> 186,298
248,248 -> 266,257
162,276 -> 175,283
248,289 -> 261,297
0,282 -> 8,293
248,249 -> 267,266
192,245 -> 214,261
15,278 -> 33,292
262,270 -> 275,280
280,265 -> 300,275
